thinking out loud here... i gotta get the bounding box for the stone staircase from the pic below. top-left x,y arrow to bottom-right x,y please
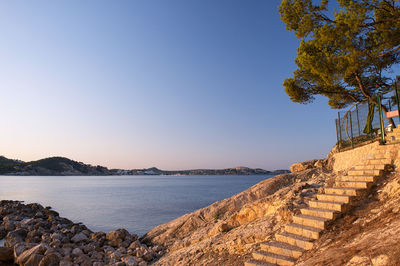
386,126 -> 400,144
245,148 -> 394,266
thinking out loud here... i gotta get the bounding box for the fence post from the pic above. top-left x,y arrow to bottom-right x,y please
378,93 -> 385,144
349,111 -> 354,147
395,81 -> 400,123
338,112 -> 342,150
356,104 -> 361,136
335,119 -> 340,151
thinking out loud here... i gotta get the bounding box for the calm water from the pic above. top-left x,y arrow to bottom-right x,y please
0,175 -> 273,236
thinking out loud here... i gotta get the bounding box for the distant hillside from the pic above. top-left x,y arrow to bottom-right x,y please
0,155 -> 289,176
0,156 -> 109,176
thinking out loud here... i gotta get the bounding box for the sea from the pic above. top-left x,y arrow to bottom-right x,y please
0,175 -> 274,236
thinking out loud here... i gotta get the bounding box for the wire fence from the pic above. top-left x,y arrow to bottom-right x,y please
335,86 -> 400,151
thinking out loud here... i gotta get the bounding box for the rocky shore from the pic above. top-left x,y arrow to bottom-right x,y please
2,147 -> 399,265
0,201 -> 163,266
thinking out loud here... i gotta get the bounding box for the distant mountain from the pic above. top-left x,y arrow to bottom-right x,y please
0,155 -> 289,176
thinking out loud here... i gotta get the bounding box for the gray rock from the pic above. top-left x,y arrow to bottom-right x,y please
122,256 -> 138,266
71,232 -> 88,243
59,259 -> 74,266
61,247 -> 72,257
50,238 -> 61,248
83,243 -> 97,253
4,221 -> 16,232
121,240 -> 131,248
110,250 -> 122,260
74,254 -> 92,266
71,247 -> 84,257
0,226 -> 6,239
50,232 -> 63,241
128,240 -> 141,250
35,211 -> 44,218
90,251 -> 104,261
142,250 -> 153,261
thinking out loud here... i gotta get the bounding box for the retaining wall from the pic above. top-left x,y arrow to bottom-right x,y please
332,141 -> 400,173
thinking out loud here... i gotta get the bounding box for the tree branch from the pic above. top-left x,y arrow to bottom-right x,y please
378,45 -> 400,57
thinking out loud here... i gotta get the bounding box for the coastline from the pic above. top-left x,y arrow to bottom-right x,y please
0,168 -> 328,265
2,156 -> 400,265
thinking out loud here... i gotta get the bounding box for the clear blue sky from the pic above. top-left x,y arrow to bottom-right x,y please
0,0 -> 338,170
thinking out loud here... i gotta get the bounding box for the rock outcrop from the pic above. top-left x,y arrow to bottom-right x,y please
144,142 -> 400,265
289,159 -> 328,173
142,168 -> 335,265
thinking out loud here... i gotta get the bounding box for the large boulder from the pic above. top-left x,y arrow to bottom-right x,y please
289,160 -> 318,172
24,254 -> 44,266
16,243 -> 49,265
314,159 -> 328,169
6,228 -> 27,246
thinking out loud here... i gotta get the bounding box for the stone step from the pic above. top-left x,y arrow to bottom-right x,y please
308,200 -> 347,212
316,193 -> 353,203
252,250 -> 295,265
347,169 -> 382,176
245,259 -> 276,266
275,231 -> 314,250
340,175 -> 377,182
325,187 -> 365,196
335,181 -> 373,189
260,241 -> 304,259
300,207 -> 340,220
285,223 -> 322,240
353,164 -> 386,170
372,150 -> 396,157
365,158 -> 391,165
366,154 -> 387,160
293,214 -> 330,230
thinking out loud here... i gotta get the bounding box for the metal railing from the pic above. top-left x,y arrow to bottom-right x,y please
335,85 -> 400,151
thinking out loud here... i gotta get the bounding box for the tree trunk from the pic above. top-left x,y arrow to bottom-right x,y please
354,72 -> 396,128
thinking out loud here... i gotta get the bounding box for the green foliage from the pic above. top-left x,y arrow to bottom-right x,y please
213,213 -> 219,220
279,0 -> 400,109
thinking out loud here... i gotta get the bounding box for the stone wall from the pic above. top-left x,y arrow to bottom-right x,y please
332,141 -> 400,173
